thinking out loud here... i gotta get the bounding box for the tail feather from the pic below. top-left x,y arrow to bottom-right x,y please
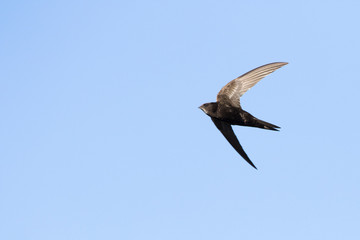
254,118 -> 280,131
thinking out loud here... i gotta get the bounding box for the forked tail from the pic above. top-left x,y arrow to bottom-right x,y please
253,118 -> 280,131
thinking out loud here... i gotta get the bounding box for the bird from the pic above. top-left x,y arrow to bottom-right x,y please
199,62 -> 288,169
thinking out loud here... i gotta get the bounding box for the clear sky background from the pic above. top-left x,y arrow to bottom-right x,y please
1,1 -> 360,239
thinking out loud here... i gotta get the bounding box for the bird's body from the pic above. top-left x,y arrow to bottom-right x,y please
202,102 -> 279,130
199,62 -> 288,169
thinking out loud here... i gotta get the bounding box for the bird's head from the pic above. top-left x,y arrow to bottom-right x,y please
199,102 -> 217,116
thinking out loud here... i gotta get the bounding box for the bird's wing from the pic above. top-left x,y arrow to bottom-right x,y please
211,117 -> 257,169
217,62 -> 288,107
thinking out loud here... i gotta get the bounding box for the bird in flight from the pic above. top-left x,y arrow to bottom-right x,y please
199,62 -> 288,169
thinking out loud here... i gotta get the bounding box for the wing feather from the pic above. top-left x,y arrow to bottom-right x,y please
211,117 -> 257,169
217,62 -> 288,107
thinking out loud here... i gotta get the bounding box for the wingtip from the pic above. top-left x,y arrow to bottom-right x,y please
276,62 -> 288,66
272,62 -> 288,67
247,161 -> 258,170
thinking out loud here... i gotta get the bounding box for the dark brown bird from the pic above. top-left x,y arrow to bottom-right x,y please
199,62 -> 288,169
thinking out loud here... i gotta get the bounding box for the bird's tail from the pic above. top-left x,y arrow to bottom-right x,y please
253,118 -> 280,131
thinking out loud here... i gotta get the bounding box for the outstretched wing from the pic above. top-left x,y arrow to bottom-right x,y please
211,117 -> 257,169
217,62 -> 288,107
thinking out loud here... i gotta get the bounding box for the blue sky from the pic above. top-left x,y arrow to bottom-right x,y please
1,1 -> 360,239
